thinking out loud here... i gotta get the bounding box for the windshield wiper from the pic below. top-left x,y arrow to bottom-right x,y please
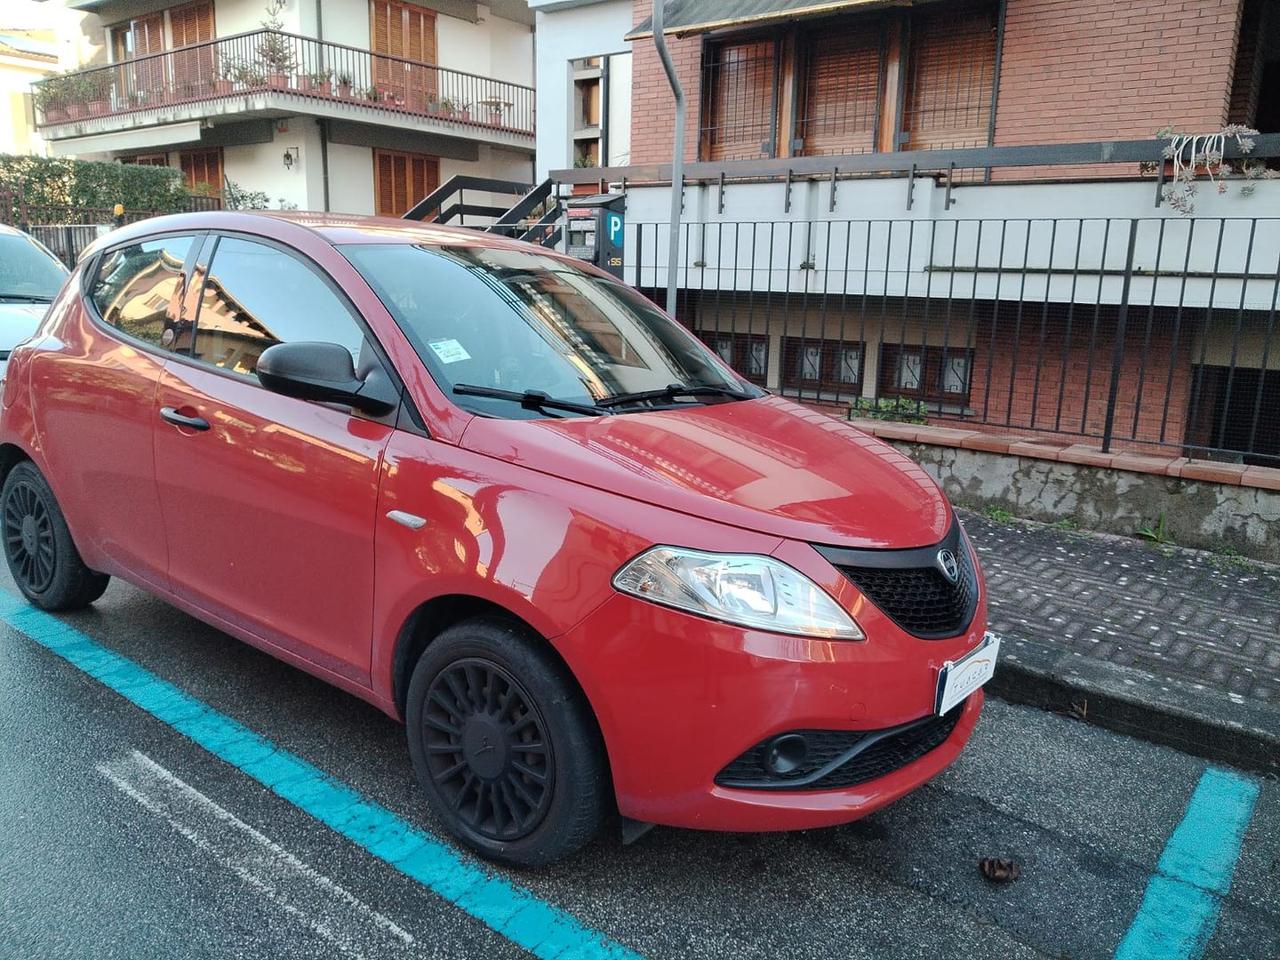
453,383 -> 610,417
0,294 -> 54,304
595,382 -> 755,409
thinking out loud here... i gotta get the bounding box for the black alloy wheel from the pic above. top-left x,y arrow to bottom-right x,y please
422,658 -> 554,842
4,477 -> 56,594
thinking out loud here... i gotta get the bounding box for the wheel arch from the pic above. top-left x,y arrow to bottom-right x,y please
390,592 -> 616,804
0,442 -> 31,485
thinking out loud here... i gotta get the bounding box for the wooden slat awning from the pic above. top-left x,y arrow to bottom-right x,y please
626,0 -> 910,39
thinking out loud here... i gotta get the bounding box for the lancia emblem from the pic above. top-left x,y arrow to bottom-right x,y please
936,549 -> 961,584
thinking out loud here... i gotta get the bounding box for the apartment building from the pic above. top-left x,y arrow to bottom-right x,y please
33,0 -> 536,215
538,0 -> 1280,465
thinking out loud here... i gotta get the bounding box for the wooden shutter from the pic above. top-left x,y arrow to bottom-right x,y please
373,148 -> 439,217
371,0 -> 437,104
700,38 -> 778,161
902,2 -> 998,151
171,2 -> 215,98
798,24 -> 883,157
180,147 -> 224,197
131,13 -> 166,101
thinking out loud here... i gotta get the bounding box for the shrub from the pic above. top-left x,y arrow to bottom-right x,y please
847,396 -> 929,424
0,154 -> 191,217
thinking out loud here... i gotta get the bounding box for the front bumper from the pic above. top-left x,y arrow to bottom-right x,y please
553,588 -> 989,832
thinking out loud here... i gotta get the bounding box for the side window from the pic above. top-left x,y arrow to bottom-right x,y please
90,235 -> 196,349
191,237 -> 365,379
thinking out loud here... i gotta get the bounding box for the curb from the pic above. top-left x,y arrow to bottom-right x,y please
988,635 -> 1280,777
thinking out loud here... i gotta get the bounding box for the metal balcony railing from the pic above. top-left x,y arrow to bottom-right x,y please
32,29 -> 534,137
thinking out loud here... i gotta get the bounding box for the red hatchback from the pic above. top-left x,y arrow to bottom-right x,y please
0,212 -> 997,865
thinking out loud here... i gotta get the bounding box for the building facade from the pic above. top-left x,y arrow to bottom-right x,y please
33,0 -> 537,215
538,0 -> 1280,466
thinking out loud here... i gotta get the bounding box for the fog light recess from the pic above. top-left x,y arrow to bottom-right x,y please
764,734 -> 808,776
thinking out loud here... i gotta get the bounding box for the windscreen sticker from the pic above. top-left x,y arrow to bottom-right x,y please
428,338 -> 471,364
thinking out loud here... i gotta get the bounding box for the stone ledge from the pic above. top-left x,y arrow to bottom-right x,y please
845,417 -> 1280,492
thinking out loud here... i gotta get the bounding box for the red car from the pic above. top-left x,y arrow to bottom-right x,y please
0,212 -> 997,865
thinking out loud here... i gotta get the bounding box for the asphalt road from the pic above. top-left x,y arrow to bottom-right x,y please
1,573 -> 1277,960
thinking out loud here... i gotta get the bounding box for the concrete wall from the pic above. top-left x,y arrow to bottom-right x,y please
890,440 -> 1280,564
530,0 -> 633,178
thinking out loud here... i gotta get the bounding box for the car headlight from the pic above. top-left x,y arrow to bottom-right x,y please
612,547 -> 864,640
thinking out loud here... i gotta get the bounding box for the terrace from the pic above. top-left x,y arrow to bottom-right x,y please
31,29 -> 535,152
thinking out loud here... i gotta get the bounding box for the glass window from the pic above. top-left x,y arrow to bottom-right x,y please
942,351 -> 971,394
192,237 -> 365,379
0,233 -> 67,303
838,346 -> 862,384
896,350 -> 923,390
797,343 -> 822,381
342,243 -> 759,418
91,235 -> 194,347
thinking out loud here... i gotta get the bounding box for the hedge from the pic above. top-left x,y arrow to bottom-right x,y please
0,154 -> 193,215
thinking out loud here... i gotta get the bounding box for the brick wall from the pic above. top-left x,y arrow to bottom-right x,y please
995,0 -> 1244,147
629,0 -> 703,166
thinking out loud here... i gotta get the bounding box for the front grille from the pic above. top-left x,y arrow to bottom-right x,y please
813,519 -> 978,639
715,703 -> 966,791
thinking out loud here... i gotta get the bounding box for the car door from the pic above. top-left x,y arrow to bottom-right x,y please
31,232 -> 202,590
153,234 -> 397,682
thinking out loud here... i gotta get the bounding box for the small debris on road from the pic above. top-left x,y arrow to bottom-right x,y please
979,857 -> 1022,884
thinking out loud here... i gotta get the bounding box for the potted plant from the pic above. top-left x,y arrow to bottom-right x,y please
437,96 -> 457,119
84,74 -> 109,116
34,74 -> 68,123
235,61 -> 267,88
363,85 -> 380,102
214,57 -> 237,95
486,102 -> 505,126
256,0 -> 295,90
336,72 -> 353,97
456,100 -> 471,122
300,70 -> 331,95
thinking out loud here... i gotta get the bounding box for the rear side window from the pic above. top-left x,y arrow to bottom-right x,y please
90,236 -> 196,349
191,237 -> 365,379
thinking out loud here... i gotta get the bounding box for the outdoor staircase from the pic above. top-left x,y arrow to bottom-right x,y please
402,176 -> 562,248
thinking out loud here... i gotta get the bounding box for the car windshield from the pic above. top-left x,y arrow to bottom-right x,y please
0,234 -> 67,302
341,243 -> 762,418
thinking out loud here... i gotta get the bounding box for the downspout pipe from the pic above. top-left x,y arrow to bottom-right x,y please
651,0 -> 684,315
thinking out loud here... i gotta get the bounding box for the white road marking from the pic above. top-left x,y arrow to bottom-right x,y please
97,750 -> 427,960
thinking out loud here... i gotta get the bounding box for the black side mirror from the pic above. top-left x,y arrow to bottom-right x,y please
257,341 -> 397,415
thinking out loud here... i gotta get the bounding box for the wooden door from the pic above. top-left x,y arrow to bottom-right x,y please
171,2 -> 216,100
370,0 -> 437,110
373,149 -> 439,217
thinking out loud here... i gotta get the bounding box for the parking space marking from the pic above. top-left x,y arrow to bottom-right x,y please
1114,767 -> 1260,960
99,750 -> 421,960
0,592 -> 643,960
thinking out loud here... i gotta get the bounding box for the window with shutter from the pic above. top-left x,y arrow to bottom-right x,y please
797,25 -> 883,157
902,2 -> 998,152
373,148 -> 439,218
699,38 -> 778,162
781,337 -> 865,395
180,147 -> 224,198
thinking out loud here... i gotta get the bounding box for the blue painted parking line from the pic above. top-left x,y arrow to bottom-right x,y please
0,592 -> 642,960
1114,767 -> 1260,960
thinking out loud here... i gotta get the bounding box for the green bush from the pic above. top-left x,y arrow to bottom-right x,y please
847,396 -> 929,424
0,154 -> 192,216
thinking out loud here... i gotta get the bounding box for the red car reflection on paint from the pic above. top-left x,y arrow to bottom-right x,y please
0,212 -> 995,865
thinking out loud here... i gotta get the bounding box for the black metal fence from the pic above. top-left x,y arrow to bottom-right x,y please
626,216 -> 1280,466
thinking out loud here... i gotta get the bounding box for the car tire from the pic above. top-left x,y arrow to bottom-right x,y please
1,461 -> 109,611
405,616 -> 609,867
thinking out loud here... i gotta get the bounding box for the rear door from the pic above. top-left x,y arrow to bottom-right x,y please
32,232 -> 202,589
152,234 -> 396,680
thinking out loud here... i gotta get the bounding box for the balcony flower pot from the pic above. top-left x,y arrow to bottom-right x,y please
338,80 -> 353,98
43,107 -> 68,123
87,99 -> 108,116
214,78 -> 235,96
487,108 -> 503,126
66,102 -> 86,120
267,72 -> 290,90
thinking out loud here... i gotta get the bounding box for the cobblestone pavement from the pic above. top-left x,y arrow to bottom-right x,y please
962,511 -> 1280,706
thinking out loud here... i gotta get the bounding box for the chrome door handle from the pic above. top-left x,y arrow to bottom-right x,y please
159,407 -> 210,431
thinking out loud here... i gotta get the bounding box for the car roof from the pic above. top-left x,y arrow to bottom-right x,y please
77,210 -> 572,263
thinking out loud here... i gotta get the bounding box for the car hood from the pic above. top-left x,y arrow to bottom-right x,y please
461,395 -> 952,548
0,303 -> 47,352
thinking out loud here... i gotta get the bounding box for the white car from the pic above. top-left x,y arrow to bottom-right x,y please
0,225 -> 68,378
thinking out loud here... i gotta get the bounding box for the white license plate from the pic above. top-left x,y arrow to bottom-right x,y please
935,632 -> 1000,715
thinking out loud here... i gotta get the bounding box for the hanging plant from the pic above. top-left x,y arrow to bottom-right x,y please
1148,124 -> 1278,215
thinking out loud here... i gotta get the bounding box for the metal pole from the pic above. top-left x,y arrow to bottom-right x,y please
652,0 -> 684,314
1101,219 -> 1139,454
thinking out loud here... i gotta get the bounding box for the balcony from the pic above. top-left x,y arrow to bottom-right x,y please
32,29 -> 534,151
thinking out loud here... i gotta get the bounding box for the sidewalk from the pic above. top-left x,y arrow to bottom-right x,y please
960,510 -> 1280,771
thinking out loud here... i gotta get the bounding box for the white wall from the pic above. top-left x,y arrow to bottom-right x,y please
530,0 -> 631,179
436,4 -> 533,84
327,140 -> 376,213
222,115 -> 321,209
